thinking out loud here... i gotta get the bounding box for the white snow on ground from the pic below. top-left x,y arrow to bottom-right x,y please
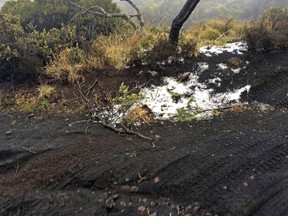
217,63 -> 229,70
99,42 -> 253,122
197,62 -> 209,73
137,42 -> 250,120
208,77 -> 222,87
140,74 -> 251,119
200,41 -> 248,57
231,68 -> 242,74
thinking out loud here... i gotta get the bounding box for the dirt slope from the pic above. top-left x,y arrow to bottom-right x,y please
0,50 -> 288,216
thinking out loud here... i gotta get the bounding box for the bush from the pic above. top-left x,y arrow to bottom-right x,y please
45,46 -> 86,82
245,8 -> 288,52
185,19 -> 247,46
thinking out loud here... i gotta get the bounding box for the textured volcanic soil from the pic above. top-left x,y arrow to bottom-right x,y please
0,50 -> 288,216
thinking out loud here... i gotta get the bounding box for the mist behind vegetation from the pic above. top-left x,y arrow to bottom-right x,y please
118,0 -> 288,26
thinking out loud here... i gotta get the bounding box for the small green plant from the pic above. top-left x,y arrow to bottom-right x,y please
37,99 -> 50,111
115,82 -> 142,108
167,89 -> 181,103
176,108 -> 196,122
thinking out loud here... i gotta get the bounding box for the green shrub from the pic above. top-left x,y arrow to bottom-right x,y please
245,8 -> 288,52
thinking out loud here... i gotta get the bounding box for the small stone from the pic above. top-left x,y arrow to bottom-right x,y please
248,175 -> 255,180
112,194 -> 119,200
154,177 -> 160,184
185,205 -> 192,211
243,182 -> 249,187
5,130 -> 12,136
149,212 -> 157,216
138,206 -> 146,214
105,198 -> 114,210
27,113 -> 34,118
192,206 -> 200,214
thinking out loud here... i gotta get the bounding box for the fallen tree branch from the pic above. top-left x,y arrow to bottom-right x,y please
102,121 -> 153,141
85,79 -> 98,97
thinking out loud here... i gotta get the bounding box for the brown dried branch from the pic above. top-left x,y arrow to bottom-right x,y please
102,121 -> 153,141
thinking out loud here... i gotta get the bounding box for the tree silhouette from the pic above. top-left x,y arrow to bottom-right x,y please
169,0 -> 200,43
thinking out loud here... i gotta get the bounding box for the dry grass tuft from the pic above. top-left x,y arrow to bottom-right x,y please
45,47 -> 85,82
125,105 -> 152,125
185,19 -> 247,47
38,84 -> 55,99
15,92 -> 38,113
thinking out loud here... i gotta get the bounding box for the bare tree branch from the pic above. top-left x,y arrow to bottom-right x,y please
120,0 -> 145,32
68,0 -> 144,31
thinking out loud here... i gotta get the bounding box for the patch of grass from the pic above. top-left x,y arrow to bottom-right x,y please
37,99 -> 50,111
45,47 -> 85,82
176,108 -> 196,122
199,27 -> 222,40
185,19 -> 247,47
15,93 -> 37,113
167,89 -> 181,103
38,84 -> 55,99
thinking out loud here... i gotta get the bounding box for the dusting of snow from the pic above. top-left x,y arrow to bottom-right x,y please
197,62 -> 209,73
147,70 -> 158,76
217,63 -> 229,70
208,77 -> 222,87
200,41 -> 248,57
231,68 -> 241,74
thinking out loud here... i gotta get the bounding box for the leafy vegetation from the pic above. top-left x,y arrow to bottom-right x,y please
245,8 -> 288,52
0,0 -> 287,115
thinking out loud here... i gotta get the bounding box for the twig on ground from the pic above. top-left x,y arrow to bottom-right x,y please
138,172 -> 147,183
21,147 -> 36,154
15,163 -> 20,175
65,130 -> 91,135
102,121 -> 153,141
85,79 -> 98,97
68,119 -> 92,127
76,81 -> 89,103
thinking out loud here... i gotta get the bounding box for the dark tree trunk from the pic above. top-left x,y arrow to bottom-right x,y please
169,0 -> 200,43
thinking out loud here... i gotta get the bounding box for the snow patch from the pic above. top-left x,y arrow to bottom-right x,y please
140,72 -> 251,120
217,63 -> 229,70
200,41 -> 248,57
